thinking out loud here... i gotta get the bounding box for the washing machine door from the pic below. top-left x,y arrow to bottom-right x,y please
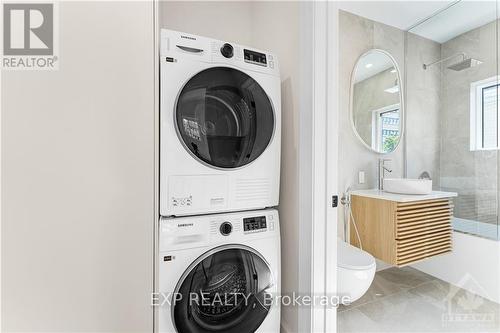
175,67 -> 275,169
172,245 -> 274,333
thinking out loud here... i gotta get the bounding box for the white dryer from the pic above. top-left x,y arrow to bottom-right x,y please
160,29 -> 281,216
158,209 -> 280,333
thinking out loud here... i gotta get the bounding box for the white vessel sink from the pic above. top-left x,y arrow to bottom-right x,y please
383,178 -> 432,195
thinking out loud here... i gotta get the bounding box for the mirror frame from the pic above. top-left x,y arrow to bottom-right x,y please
349,48 -> 405,154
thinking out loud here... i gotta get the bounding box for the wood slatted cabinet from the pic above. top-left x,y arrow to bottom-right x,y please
350,193 -> 455,267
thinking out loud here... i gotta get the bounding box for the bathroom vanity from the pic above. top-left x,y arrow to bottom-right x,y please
350,190 -> 457,266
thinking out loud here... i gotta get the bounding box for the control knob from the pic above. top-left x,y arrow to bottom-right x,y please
220,222 -> 233,236
220,43 -> 234,58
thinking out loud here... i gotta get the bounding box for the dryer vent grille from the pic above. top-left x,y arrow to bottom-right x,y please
235,179 -> 270,202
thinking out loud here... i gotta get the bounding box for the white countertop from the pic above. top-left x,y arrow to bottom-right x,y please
350,189 -> 458,202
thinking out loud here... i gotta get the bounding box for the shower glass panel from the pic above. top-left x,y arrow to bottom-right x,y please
405,0 -> 499,240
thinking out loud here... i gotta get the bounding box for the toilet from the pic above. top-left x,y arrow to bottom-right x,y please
337,238 -> 376,304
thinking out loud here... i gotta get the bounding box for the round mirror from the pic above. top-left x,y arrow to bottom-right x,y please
350,49 -> 403,154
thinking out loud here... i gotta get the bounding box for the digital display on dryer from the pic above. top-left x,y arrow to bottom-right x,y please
244,49 -> 267,66
243,216 -> 267,232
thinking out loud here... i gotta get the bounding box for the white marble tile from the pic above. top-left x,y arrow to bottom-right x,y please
338,267 -> 500,332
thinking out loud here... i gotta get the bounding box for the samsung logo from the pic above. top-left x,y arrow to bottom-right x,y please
177,223 -> 194,228
180,35 -> 196,41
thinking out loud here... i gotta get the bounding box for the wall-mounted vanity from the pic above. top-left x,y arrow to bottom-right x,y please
350,190 -> 457,267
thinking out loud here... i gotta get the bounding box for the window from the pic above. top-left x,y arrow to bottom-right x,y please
371,104 -> 400,153
470,76 -> 499,150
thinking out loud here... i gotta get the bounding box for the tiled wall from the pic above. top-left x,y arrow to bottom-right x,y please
338,10 -> 405,239
405,33 -> 442,185
438,20 -> 499,225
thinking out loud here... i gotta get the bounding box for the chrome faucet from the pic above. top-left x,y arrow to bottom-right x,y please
378,159 -> 392,190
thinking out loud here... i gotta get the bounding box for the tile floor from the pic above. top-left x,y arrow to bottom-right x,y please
338,267 -> 500,332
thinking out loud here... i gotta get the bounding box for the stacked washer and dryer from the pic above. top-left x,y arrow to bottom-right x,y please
159,29 -> 282,333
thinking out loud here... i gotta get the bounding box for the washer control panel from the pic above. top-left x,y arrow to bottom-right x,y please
243,216 -> 267,233
160,209 -> 278,251
244,49 -> 267,66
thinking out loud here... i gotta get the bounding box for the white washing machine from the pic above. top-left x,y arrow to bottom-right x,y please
160,29 -> 281,217
158,209 -> 280,333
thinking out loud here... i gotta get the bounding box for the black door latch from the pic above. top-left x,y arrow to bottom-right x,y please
332,195 -> 338,208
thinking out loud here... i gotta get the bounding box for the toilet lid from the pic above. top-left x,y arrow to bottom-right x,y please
337,239 -> 376,270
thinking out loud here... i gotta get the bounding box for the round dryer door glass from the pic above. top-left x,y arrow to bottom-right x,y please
176,67 -> 275,169
173,246 -> 274,333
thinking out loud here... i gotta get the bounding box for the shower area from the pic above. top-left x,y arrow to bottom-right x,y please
405,0 -> 499,241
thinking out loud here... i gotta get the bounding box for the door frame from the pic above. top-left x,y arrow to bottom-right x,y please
298,2 -> 339,332
325,4 -> 339,332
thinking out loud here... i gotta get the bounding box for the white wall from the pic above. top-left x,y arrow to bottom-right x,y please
250,3 -> 301,333
1,2 -> 155,331
159,1 -> 254,45
159,2 -> 303,332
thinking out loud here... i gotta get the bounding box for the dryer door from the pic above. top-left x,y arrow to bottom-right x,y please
175,67 -> 275,169
172,245 -> 274,333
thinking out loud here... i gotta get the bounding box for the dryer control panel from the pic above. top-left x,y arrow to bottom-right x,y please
160,29 -> 280,76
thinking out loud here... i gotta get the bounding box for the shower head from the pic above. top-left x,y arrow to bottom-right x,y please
423,53 -> 483,71
447,58 -> 483,71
